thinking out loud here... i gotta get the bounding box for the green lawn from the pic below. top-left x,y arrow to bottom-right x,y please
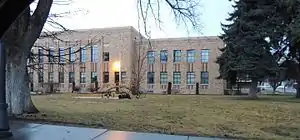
18,94 -> 300,140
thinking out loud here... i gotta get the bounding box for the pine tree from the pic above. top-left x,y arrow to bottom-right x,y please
217,0 -> 281,99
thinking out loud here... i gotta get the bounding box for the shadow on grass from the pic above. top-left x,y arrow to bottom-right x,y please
222,95 -> 300,104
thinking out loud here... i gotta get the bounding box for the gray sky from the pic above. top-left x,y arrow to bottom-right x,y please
45,0 -> 233,39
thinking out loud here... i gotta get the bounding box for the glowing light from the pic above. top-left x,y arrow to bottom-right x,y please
113,61 -> 121,72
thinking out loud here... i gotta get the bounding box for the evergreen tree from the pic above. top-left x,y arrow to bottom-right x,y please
217,0 -> 281,99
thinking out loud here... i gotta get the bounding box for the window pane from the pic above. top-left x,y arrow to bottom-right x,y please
49,48 -> 54,63
187,50 -> 195,63
147,51 -> 155,64
80,47 -> 87,62
201,72 -> 209,84
48,72 -> 53,83
173,50 -> 181,62
173,72 -> 181,85
91,46 -> 99,62
69,72 -> 75,83
59,72 -> 64,83
38,72 -> 43,83
147,72 -> 154,84
59,48 -> 65,63
103,52 -> 109,61
70,47 -> 76,62
80,72 -> 86,83
187,72 -> 195,85
38,49 -> 43,63
201,49 -> 209,63
103,72 -> 109,83
160,72 -> 168,84
160,50 -> 168,63
91,72 -> 98,83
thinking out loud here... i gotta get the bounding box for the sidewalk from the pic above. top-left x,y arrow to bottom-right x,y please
4,121 -> 228,140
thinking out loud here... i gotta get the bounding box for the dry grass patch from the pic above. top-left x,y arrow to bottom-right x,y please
18,94 -> 300,140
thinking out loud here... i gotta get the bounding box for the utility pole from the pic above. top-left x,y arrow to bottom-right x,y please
0,42 -> 12,138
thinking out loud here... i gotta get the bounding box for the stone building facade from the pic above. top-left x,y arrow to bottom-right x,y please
29,26 -> 224,94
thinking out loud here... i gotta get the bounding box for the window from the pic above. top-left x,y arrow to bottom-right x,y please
121,72 -> 126,81
91,46 -> 99,62
38,49 -> 43,63
147,51 -> 155,64
103,52 -> 109,61
69,72 -> 75,83
80,47 -> 87,62
187,72 -> 195,85
173,50 -> 181,62
173,72 -> 181,85
59,72 -> 64,83
69,47 -> 76,62
80,72 -> 86,83
59,48 -> 65,63
201,49 -> 209,63
160,72 -> 168,84
147,72 -> 155,84
38,72 -> 43,83
187,50 -> 196,63
103,72 -> 109,83
201,72 -> 209,84
160,50 -> 168,63
49,48 -> 54,63
48,72 -> 53,83
91,72 -> 97,83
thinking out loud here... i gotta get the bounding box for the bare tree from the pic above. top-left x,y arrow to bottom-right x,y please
130,0 -> 202,95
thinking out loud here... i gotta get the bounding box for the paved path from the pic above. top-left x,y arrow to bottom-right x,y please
4,121 -> 228,140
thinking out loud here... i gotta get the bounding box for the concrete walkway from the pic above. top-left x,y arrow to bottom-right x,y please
4,121 -> 229,140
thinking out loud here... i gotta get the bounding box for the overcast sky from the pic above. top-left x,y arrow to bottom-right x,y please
43,0 -> 234,39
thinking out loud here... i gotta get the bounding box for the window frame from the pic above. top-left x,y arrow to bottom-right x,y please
173,72 -> 181,85
201,49 -> 209,63
200,71 -> 209,85
147,72 -> 155,84
160,50 -> 168,63
173,50 -> 181,62
187,72 -> 195,85
160,72 -> 168,84
187,49 -> 196,63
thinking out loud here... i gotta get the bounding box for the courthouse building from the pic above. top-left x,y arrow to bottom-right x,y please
29,26 -> 224,94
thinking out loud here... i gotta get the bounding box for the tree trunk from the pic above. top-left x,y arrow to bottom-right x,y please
24,67 -> 38,113
6,55 -> 38,115
249,79 -> 258,99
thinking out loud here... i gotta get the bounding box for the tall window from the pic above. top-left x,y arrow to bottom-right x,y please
49,48 -> 54,63
80,72 -> 86,83
187,49 -> 195,63
201,72 -> 209,84
173,72 -> 181,85
48,72 -> 54,83
201,49 -> 209,63
173,50 -> 181,62
59,72 -> 64,83
91,72 -> 97,83
187,72 -> 195,85
38,72 -> 43,83
59,48 -> 65,63
91,46 -> 99,62
160,72 -> 168,84
103,52 -> 109,61
160,50 -> 168,63
80,47 -> 87,62
69,47 -> 76,62
103,72 -> 109,83
147,51 -> 155,64
69,72 -> 75,83
147,72 -> 155,84
38,49 -> 43,63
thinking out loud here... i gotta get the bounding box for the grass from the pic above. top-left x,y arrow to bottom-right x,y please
17,94 -> 300,140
